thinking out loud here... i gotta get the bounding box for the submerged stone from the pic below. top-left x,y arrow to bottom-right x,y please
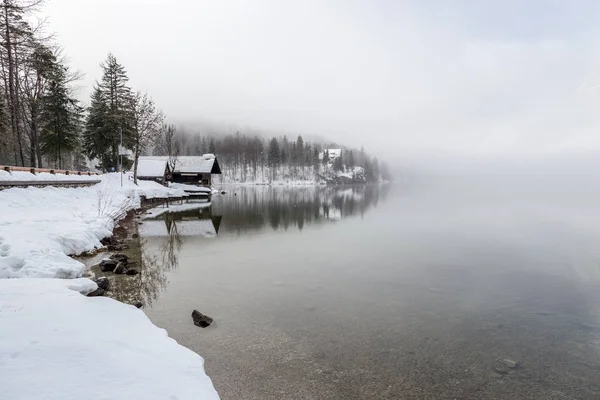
192,310 -> 213,328
99,259 -> 117,272
494,358 -> 520,375
94,277 -> 110,291
113,263 -> 126,274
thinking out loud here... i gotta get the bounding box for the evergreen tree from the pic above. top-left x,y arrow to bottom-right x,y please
209,138 -> 216,154
322,149 -> 329,165
268,137 -> 280,167
83,53 -> 133,171
295,135 -> 304,167
372,157 -> 380,181
83,87 -> 111,170
267,137 -> 280,181
333,151 -> 343,171
348,150 -> 355,167
39,63 -> 83,169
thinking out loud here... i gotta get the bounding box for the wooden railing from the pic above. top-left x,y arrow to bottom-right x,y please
1,165 -> 100,176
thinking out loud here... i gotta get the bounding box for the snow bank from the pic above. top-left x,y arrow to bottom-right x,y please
0,173 -> 184,278
0,278 -> 219,400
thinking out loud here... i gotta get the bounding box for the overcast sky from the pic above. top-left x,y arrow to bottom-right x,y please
43,0 -> 600,162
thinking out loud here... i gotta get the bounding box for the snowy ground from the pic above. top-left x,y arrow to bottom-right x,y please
0,174 -> 219,399
0,174 -> 185,279
0,279 -> 219,400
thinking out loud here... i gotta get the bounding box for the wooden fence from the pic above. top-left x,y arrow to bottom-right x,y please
1,165 -> 100,176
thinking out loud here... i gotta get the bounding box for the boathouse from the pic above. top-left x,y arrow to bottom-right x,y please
137,154 -> 222,187
135,159 -> 171,184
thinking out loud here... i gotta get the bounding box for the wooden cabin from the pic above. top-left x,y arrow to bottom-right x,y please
135,159 -> 171,184
137,154 -> 222,187
171,154 -> 222,186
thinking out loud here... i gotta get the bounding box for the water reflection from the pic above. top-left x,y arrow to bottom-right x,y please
213,184 -> 390,233
117,185 -> 388,307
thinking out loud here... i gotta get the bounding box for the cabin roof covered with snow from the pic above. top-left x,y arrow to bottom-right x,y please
139,155 -> 221,174
136,159 -> 169,178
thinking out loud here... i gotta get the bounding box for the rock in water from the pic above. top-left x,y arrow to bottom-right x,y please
191,310 -> 213,328
494,358 -> 520,375
99,259 -> 117,272
125,269 -> 139,276
87,287 -> 105,297
94,277 -> 110,290
109,253 -> 128,264
113,263 -> 126,274
100,236 -> 115,246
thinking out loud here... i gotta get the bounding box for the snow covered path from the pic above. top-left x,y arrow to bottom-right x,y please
0,174 -> 219,399
0,279 -> 219,400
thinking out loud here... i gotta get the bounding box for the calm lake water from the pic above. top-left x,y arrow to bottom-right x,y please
135,177 -> 600,399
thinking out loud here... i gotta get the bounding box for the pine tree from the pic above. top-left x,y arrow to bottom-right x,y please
295,135 -> 304,167
83,53 -> 133,171
83,87 -> 111,170
39,63 -> 83,169
268,137 -> 280,167
333,151 -> 343,172
348,150 -> 355,167
322,149 -> 329,165
267,137 -> 280,181
209,138 -> 216,154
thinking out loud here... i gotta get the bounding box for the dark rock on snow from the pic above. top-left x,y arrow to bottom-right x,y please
99,259 -> 117,272
125,268 -> 139,276
134,302 -> 143,309
94,277 -> 110,291
113,263 -> 127,274
192,310 -> 213,328
87,287 -> 105,297
132,233 -> 139,239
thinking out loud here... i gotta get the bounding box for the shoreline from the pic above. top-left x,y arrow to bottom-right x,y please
0,175 -> 220,399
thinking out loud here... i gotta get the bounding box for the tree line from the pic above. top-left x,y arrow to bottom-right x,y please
0,0 -> 391,184
153,130 -> 392,183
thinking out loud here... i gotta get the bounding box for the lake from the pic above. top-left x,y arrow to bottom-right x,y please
136,177 -> 600,399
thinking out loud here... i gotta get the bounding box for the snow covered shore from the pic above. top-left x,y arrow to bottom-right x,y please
0,174 -> 219,399
0,174 -> 185,278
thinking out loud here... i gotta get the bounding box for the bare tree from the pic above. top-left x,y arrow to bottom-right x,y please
155,123 -> 180,171
130,91 -> 163,184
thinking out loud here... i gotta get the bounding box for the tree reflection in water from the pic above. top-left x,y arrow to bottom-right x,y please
117,185 -> 389,306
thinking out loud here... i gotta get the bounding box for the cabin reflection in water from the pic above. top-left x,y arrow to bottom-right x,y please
144,204 -> 222,238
